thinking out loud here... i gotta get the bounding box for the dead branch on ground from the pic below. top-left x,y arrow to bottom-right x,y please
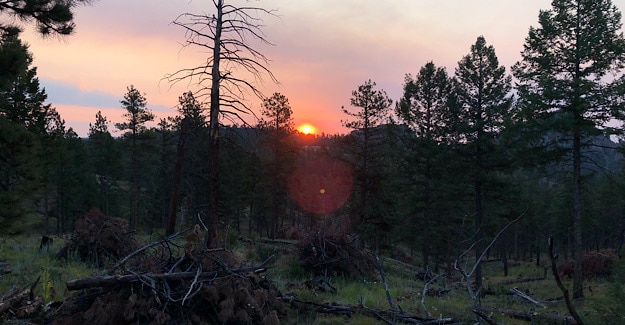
549,235 -> 584,325
455,214 -> 523,309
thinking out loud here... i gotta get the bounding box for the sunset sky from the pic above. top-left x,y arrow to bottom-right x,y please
19,0 -> 625,137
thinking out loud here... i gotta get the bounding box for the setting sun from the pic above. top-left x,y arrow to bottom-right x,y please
297,123 -> 317,135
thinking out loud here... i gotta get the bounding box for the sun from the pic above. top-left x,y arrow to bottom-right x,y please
297,123 -> 317,135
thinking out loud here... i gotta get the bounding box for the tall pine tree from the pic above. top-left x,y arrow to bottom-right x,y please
513,0 -> 625,299
115,85 -> 155,229
452,36 -> 513,292
396,62 -> 453,272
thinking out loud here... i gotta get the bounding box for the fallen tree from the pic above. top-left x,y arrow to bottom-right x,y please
52,226 -> 287,324
478,307 -> 576,324
281,295 -> 457,324
66,258 -> 273,291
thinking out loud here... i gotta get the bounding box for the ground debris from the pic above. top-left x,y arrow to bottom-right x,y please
0,277 -> 42,321
298,215 -> 376,278
50,227 -> 287,324
56,208 -> 138,267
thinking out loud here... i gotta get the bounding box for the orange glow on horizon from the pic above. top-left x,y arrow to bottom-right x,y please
297,123 -> 317,135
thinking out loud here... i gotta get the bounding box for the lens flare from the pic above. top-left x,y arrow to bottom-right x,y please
287,158 -> 353,214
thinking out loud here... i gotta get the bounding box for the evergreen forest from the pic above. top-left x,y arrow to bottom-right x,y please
2,0 -> 625,323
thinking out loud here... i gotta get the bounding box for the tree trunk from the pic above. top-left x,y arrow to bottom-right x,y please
205,0 -> 223,248
474,177 -> 484,290
572,129 -> 584,299
166,125 -> 188,235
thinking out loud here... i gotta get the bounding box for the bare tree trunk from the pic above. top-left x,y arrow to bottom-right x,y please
166,127 -> 188,235
205,0 -> 223,248
572,129 -> 584,299
474,177 -> 484,290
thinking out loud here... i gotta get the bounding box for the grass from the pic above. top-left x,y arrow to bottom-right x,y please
1,234 -> 624,324
0,235 -> 99,302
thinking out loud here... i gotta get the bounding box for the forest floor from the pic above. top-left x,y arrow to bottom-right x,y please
0,230 -> 623,324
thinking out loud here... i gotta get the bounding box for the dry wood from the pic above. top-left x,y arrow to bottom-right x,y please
479,307 -> 576,324
260,238 -> 298,245
107,228 -> 190,275
421,268 -> 444,318
497,276 -> 545,286
375,253 -> 396,311
471,308 -> 499,325
510,287 -> 546,308
0,276 -> 41,316
68,257 -> 272,291
549,235 -> 584,325
281,295 -> 456,324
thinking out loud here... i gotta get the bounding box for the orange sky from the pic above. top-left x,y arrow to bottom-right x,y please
19,0 -> 625,137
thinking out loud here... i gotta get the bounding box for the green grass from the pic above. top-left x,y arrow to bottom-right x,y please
0,236 -> 99,302
1,235 -> 624,324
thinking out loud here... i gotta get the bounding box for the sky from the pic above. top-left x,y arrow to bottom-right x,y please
18,0 -> 625,137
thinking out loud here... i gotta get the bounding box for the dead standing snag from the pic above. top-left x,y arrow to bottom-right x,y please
165,0 -> 278,247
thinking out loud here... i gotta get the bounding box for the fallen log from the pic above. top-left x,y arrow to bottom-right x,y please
510,287 -> 546,308
281,295 -> 457,324
497,276 -> 545,286
480,307 -> 576,324
0,277 -> 41,318
260,238 -> 298,245
67,257 -> 273,291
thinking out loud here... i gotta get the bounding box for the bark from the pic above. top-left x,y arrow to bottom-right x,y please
166,123 -> 188,235
70,260 -> 270,291
474,176 -> 484,289
549,235 -> 584,325
478,307 -> 576,324
205,0 -> 223,248
572,129 -> 584,299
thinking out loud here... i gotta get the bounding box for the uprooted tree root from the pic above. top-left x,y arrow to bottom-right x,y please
298,215 -> 376,278
56,208 -> 138,267
46,225 -> 287,325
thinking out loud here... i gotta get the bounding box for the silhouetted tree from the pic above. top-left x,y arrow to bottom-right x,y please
396,62 -> 453,272
115,85 -> 155,229
342,79 -> 392,247
0,0 -> 93,36
88,111 -> 119,216
0,33 -> 51,134
166,92 -> 205,235
166,0 -> 277,246
257,92 -> 296,238
513,0 -> 625,298
452,36 -> 513,290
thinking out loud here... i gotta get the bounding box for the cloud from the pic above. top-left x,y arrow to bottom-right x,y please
55,104 -> 178,138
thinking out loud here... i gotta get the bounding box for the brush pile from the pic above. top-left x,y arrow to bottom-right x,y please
49,219 -> 286,324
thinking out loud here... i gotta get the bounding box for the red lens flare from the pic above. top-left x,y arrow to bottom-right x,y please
287,158 -> 353,214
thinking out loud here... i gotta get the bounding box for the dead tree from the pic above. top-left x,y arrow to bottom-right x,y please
166,0 -> 278,247
549,235 -> 584,325
455,214 -> 523,311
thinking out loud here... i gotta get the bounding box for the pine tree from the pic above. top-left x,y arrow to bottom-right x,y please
0,0 -> 93,36
166,92 -> 205,235
342,80 -> 393,247
0,33 -> 51,134
396,62 -> 453,272
452,36 -> 513,291
115,85 -> 155,229
88,111 -> 119,216
257,92 -> 296,238
513,0 -> 625,299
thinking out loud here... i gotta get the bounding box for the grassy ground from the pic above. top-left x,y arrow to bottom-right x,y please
0,236 -> 99,303
1,234 -> 624,324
